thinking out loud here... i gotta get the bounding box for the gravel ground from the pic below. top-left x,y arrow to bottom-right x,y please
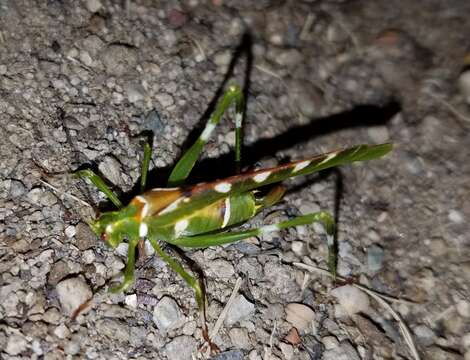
1,1 -> 469,359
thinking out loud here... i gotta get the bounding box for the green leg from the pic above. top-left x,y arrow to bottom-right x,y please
167,84 -> 244,186
76,169 -> 123,209
148,237 -> 205,310
140,142 -> 152,192
110,237 -> 139,292
167,211 -> 337,277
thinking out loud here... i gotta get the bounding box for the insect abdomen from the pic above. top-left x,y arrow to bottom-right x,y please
162,193 -> 256,238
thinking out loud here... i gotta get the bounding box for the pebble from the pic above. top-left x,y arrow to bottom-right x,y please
448,209 -> 464,224
56,277 -> 92,316
213,350 -> 244,360
85,0 -> 102,13
225,295 -> 255,326
75,222 -> 96,250
458,70 -> 470,105
279,342 -> 294,360
228,327 -> 251,349
5,334 -> 28,355
367,125 -> 390,143
413,324 -> 436,346
64,340 -> 81,355
96,318 -> 130,342
142,109 -> 164,133
125,294 -> 138,309
125,82 -> 146,103
53,324 -> 70,339
456,300 -> 470,317
9,179 -> 26,198
206,259 -> 235,279
27,188 -> 57,206
98,155 -> 123,186
64,225 -> 76,238
322,336 -> 339,350
367,244 -> 385,272
163,335 -> 197,360
462,333 -> 470,349
42,307 -> 61,324
155,93 -> 175,108
323,340 -> 361,360
101,44 -> 138,76
285,303 -> 316,331
152,296 -> 184,332
331,285 -> 370,316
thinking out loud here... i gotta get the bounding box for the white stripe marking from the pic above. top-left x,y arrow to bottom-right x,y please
136,196 -> 150,217
235,113 -> 243,128
200,123 -> 216,141
222,198 -> 231,228
174,219 -> 189,236
139,223 -> 148,237
159,197 -> 185,215
214,182 -> 231,193
253,171 -> 271,183
106,224 -> 113,234
293,160 -> 310,173
318,152 -> 338,166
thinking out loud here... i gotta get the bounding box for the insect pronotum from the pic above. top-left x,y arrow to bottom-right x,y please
77,84 -> 392,342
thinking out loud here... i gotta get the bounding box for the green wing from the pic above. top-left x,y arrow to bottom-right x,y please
150,143 -> 392,227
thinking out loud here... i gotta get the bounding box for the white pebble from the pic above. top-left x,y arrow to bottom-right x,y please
56,277 -> 92,316
331,285 -> 370,316
285,303 -> 316,331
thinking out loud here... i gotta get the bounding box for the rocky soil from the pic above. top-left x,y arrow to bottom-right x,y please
1,1 -> 469,359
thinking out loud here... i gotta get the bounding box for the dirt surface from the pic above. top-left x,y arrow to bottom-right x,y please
1,1 -> 469,359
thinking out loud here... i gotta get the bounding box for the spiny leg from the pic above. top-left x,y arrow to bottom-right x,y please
167,84 -> 245,186
166,211 -> 337,277
109,237 -> 140,293
76,169 -> 123,209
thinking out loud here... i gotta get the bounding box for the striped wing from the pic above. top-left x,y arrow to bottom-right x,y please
149,143 -> 392,227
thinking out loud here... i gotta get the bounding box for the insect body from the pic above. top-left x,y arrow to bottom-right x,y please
78,84 -> 392,337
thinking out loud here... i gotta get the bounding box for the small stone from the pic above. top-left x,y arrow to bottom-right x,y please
125,82 -> 146,103
53,324 -> 70,339
48,260 -> 72,285
125,294 -> 138,309
458,70 -> 470,105
79,51 -> 93,67
64,340 -> 81,355
42,307 -> 61,324
367,244 -> 385,272
448,210 -> 464,224
456,300 -> 470,317
85,0 -> 102,13
0,64 -> 7,74
284,327 -> 301,346
225,295 -> 255,326
461,333 -> 470,349
331,285 -> 370,316
98,156 -> 123,186
291,241 -> 307,256
279,342 -> 294,360
155,93 -> 174,108
64,225 -> 76,238
206,259 -> 235,279
465,350 -> 470,360
9,180 -> 26,198
413,324 -> 436,346
5,334 -> 28,355
75,222 -> 96,250
367,126 -> 390,143
285,303 -> 316,331
213,350 -> 244,360
153,296 -> 184,332
163,335 -> 197,360
101,44 -> 138,76
56,277 -> 92,316
322,336 -> 339,350
229,328 -> 251,349
214,50 -> 232,67
323,340 -> 360,360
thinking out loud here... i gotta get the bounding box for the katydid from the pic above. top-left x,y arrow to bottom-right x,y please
77,84 -> 392,340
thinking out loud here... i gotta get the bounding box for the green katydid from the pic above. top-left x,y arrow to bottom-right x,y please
77,84 -> 392,340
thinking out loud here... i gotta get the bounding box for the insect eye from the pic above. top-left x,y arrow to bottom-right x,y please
100,233 -> 107,241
